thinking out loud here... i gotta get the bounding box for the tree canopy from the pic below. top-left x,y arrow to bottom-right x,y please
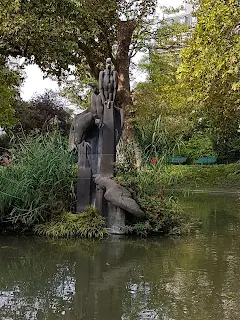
0,0 -> 157,96
0,0 -> 158,135
11,91 -> 72,136
178,0 -> 240,158
0,57 -> 20,127
133,20 -> 192,156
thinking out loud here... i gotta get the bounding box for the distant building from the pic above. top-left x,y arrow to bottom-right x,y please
163,1 -> 197,28
155,1 -> 196,52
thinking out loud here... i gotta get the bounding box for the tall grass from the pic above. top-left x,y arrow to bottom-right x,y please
136,115 -> 185,163
0,132 -> 76,227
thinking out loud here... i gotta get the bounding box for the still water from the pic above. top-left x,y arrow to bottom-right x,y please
0,193 -> 240,320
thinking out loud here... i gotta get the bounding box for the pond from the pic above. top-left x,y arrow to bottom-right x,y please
0,193 -> 240,320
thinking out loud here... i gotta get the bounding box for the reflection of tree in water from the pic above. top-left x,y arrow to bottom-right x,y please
0,237 -> 146,320
0,237 -> 77,319
121,228 -> 240,319
1,200 -> 240,320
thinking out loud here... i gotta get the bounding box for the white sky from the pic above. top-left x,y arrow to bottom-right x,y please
20,0 -> 184,101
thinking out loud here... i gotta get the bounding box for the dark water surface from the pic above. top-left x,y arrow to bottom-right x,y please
1,193 -> 240,320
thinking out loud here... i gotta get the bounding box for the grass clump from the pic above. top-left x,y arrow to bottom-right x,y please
0,132 -> 76,228
34,206 -> 107,239
115,159 -> 177,196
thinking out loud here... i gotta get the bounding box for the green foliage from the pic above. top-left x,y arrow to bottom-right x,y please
0,57 -> 20,127
116,161 -> 173,197
34,206 -> 107,238
125,196 -> 197,236
156,20 -> 190,51
134,1 -> 240,162
0,0 -> 159,130
0,132 -> 75,227
116,161 -> 198,236
178,0 -> 240,158
179,133 -> 215,159
11,91 -> 72,136
135,114 -> 189,160
0,133 -> 10,152
0,0 -> 157,77
134,21 -> 193,158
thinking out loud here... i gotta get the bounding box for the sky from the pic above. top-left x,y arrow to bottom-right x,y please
20,0 -> 184,101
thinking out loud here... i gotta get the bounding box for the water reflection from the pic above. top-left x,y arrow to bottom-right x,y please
0,193 -> 240,319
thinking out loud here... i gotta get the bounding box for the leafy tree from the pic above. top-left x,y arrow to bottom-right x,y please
0,56 -> 20,127
133,21 -> 193,157
178,0 -> 240,160
0,0 -> 157,109
0,0 -> 159,166
12,91 -> 72,136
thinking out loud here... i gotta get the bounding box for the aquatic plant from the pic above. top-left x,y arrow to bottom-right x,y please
34,206 -> 107,239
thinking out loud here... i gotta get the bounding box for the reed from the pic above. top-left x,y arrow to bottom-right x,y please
0,132 -> 76,227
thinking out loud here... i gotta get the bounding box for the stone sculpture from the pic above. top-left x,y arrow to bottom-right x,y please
70,58 -> 144,234
93,174 -> 144,218
68,83 -> 103,151
99,57 -> 118,109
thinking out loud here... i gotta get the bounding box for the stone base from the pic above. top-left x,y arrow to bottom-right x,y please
107,203 -> 126,235
76,167 -> 92,213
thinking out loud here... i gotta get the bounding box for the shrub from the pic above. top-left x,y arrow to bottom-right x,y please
116,160 -> 177,197
178,133 -> 215,160
116,163 -> 198,236
125,193 -> 198,236
34,206 -> 107,238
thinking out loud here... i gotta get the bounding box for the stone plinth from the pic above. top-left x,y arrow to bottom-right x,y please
99,103 -> 116,178
76,143 -> 92,213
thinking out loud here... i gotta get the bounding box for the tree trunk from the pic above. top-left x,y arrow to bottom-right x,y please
115,21 -> 142,169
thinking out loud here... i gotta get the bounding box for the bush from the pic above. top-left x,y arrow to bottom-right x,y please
116,159 -> 178,196
0,132 -> 76,228
178,133 -> 215,160
34,206 -> 107,238
0,132 -> 10,153
12,91 -> 72,136
116,162 -> 198,236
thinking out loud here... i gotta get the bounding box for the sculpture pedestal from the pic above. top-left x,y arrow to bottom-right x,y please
76,167 -> 92,213
107,203 -> 126,235
76,143 -> 92,213
100,104 -> 115,178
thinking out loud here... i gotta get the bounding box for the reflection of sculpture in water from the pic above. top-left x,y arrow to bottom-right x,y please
99,57 -> 118,109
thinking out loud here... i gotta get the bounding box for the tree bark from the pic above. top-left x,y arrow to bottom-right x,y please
114,21 -> 142,169
115,21 -> 134,106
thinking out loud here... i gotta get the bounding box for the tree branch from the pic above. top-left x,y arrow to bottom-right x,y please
77,40 -> 99,79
